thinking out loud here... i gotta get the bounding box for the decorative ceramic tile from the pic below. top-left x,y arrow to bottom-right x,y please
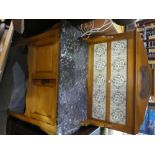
110,40 -> 127,125
92,43 -> 107,120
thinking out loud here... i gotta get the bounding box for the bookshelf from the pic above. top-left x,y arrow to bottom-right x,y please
136,20 -> 155,106
136,19 -> 155,60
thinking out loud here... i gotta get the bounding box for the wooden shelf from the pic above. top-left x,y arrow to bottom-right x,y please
148,55 -> 155,60
143,38 -> 155,42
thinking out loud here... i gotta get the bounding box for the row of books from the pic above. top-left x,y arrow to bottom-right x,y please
142,31 -> 155,40
137,23 -> 155,32
136,20 -> 155,59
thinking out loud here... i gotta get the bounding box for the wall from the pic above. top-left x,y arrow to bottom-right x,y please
0,43 -> 28,134
57,20 -> 88,134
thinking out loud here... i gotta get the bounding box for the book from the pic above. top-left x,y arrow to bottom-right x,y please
149,49 -> 155,53
149,35 -> 155,40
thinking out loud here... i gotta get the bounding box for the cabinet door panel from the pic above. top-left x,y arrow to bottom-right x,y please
30,82 -> 56,124
31,39 -> 58,79
110,39 -> 127,125
84,31 -> 149,134
36,45 -> 54,73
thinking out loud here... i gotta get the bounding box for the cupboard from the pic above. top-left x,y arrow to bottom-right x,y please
9,21 -> 150,134
81,31 -> 151,134
10,20 -> 88,135
24,26 -> 59,134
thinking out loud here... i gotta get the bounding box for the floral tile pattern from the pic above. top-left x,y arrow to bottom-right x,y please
92,43 -> 107,120
110,40 -> 127,125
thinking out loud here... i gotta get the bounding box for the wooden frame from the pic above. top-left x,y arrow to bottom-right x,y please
81,31 -> 151,134
10,24 -> 60,135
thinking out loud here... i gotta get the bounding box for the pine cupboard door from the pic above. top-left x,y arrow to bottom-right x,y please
108,36 -> 135,133
30,81 -> 56,125
86,32 -> 136,134
30,37 -> 58,80
25,36 -> 59,127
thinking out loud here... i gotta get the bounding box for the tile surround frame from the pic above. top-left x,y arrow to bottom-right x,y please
110,40 -> 127,125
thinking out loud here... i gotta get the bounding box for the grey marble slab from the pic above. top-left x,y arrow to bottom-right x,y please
57,20 -> 88,135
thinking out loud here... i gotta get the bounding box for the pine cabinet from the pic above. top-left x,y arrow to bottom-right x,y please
9,21 -> 150,135
10,24 -> 60,134
10,21 -> 88,135
25,32 -> 59,133
82,31 -> 152,134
